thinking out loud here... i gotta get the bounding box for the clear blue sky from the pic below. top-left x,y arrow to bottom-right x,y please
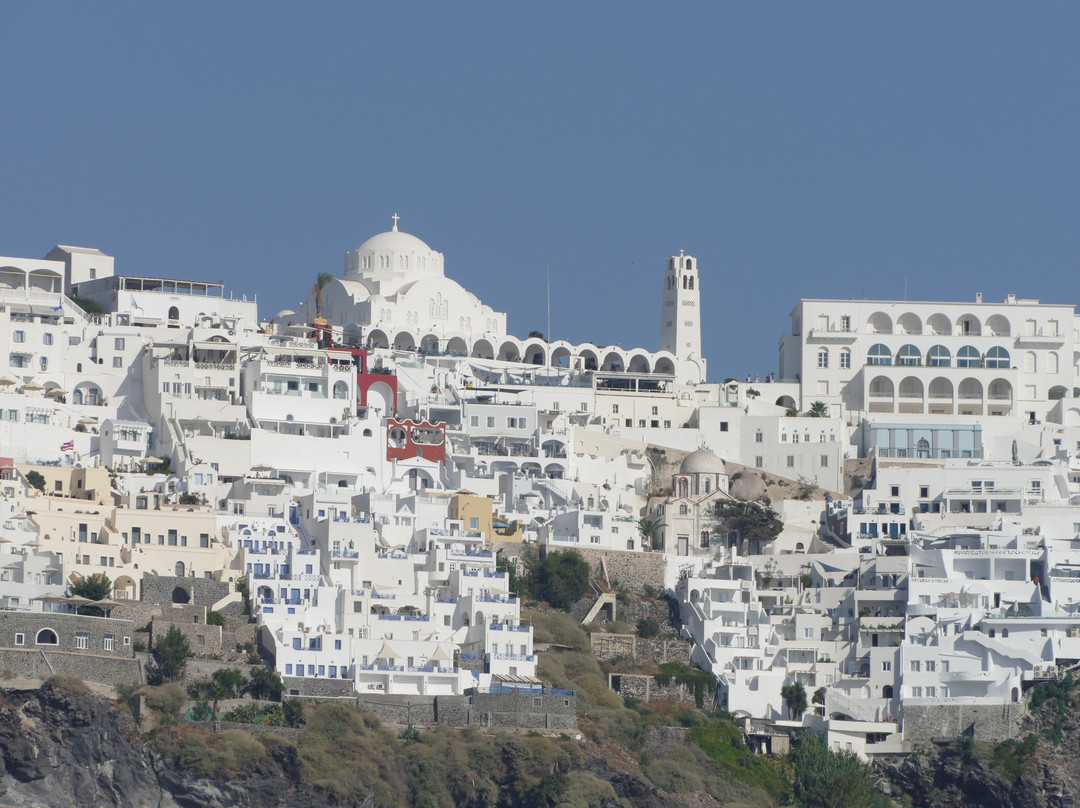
3,4 -> 1079,380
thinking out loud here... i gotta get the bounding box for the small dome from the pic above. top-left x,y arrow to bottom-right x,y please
680,448 -> 726,475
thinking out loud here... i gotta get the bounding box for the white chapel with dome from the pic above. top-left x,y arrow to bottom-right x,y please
276,216 -> 706,384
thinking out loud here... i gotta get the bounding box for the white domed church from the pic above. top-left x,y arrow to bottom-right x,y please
278,217 -> 706,384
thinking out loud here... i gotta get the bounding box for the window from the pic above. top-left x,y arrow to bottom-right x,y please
897,344 -> 920,366
840,349 -> 851,369
755,430 -> 763,443
840,315 -> 851,332
114,338 -> 125,351
43,333 -> 52,346
803,628 -> 813,639
104,634 -> 115,651
611,404 -> 619,414
199,533 -> 210,548
112,357 -> 123,368
911,687 -> 922,697
820,455 -> 828,467
486,417 -> 495,427
755,456 -> 763,468
882,661 -> 891,671
920,486 -> 929,498
925,661 -> 935,672
15,633 -> 24,646
925,686 -> 936,698
957,345 -> 980,368
75,632 -> 89,650
786,456 -> 794,467
469,518 -> 478,529
720,421 -> 728,432
12,331 -> 24,343
986,346 -> 1010,369
39,357 -> 47,371
910,660 -> 921,672
651,406 -> 658,416
867,344 -> 892,365
817,348 -> 828,368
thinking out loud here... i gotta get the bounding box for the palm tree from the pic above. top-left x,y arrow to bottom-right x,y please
311,272 -> 335,321
808,401 -> 829,418
637,516 -> 662,551
782,681 -> 808,720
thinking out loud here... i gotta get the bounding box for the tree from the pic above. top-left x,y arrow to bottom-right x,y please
529,550 -> 591,611
25,470 -> 46,493
714,500 -> 783,552
785,407 -> 800,417
637,617 -> 660,638
636,516 -> 662,551
527,330 -> 546,341
283,698 -> 304,728
69,572 -> 112,616
789,732 -> 889,808
782,681 -> 808,720
248,666 -> 283,701
153,625 -> 191,682
808,401 -> 829,418
206,610 -> 226,627
312,272 -> 335,320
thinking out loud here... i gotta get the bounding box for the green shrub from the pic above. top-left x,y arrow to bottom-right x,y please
605,620 -> 634,635
527,610 -> 589,650
143,683 -> 187,719
637,617 -> 661,638
206,610 -> 226,627
789,732 -> 888,808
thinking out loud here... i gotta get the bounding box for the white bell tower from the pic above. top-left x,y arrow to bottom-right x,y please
660,250 -> 702,367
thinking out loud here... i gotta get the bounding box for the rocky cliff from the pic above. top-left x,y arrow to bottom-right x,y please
0,682 -> 685,808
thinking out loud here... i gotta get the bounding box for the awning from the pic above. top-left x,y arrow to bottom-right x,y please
6,304 -> 30,314
375,641 -> 400,660
428,645 -> 452,662
131,316 -> 162,326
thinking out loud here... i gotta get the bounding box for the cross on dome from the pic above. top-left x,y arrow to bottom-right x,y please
391,213 -> 400,232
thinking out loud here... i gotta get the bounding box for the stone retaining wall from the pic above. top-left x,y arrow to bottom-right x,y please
608,673 -> 697,707
570,548 -> 667,592
903,703 -> 1024,743
350,691 -> 578,731
0,647 -> 141,685
645,725 -> 691,758
590,633 -> 691,665
282,676 -> 355,699
141,575 -> 230,607
0,611 -> 135,658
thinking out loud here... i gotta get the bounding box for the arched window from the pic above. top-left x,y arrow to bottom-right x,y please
867,344 -> 892,366
333,381 -> 349,399
840,349 -> 851,369
704,477 -> 712,494
36,628 -> 58,645
985,346 -> 1010,369
174,561 -> 185,577
688,276 -> 694,290
682,276 -> 688,289
817,348 -> 829,368
957,346 -> 980,368
1025,351 -> 1037,373
680,503 -> 689,515
700,531 -> 710,548
897,345 -> 921,366
168,306 -> 180,321
927,345 -> 951,367
1048,352 -> 1060,374
679,478 -> 688,498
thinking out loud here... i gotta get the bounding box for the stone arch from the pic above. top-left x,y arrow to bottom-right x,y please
896,312 -> 922,335
419,334 -> 440,354
35,628 -> 58,645
471,338 -> 494,359
367,329 -> 389,349
28,268 -> 61,293
956,313 -> 981,336
550,346 -> 571,367
1049,385 -> 1068,400
869,376 -> 894,399
988,378 -> 1013,401
0,267 -> 26,290
926,313 -> 952,335
986,314 -> 1011,337
523,340 -> 547,365
929,377 -> 953,400
958,377 -> 983,402
73,381 -> 104,406
601,351 -> 625,372
498,340 -> 521,362
445,336 -> 467,355
775,394 -> 797,409
867,311 -> 892,334
393,331 -> 415,351
627,353 -> 651,373
898,376 -> 923,399
654,356 -> 675,375
171,586 -> 190,604
366,380 -> 395,416
578,349 -> 598,371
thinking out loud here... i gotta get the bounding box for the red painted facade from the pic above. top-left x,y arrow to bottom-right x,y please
386,418 -> 447,463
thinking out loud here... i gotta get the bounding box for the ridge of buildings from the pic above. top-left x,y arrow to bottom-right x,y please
0,217 -> 1079,754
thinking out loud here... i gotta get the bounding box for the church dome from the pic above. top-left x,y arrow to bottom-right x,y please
680,448 -> 726,475
344,216 -> 444,281
355,228 -> 434,257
